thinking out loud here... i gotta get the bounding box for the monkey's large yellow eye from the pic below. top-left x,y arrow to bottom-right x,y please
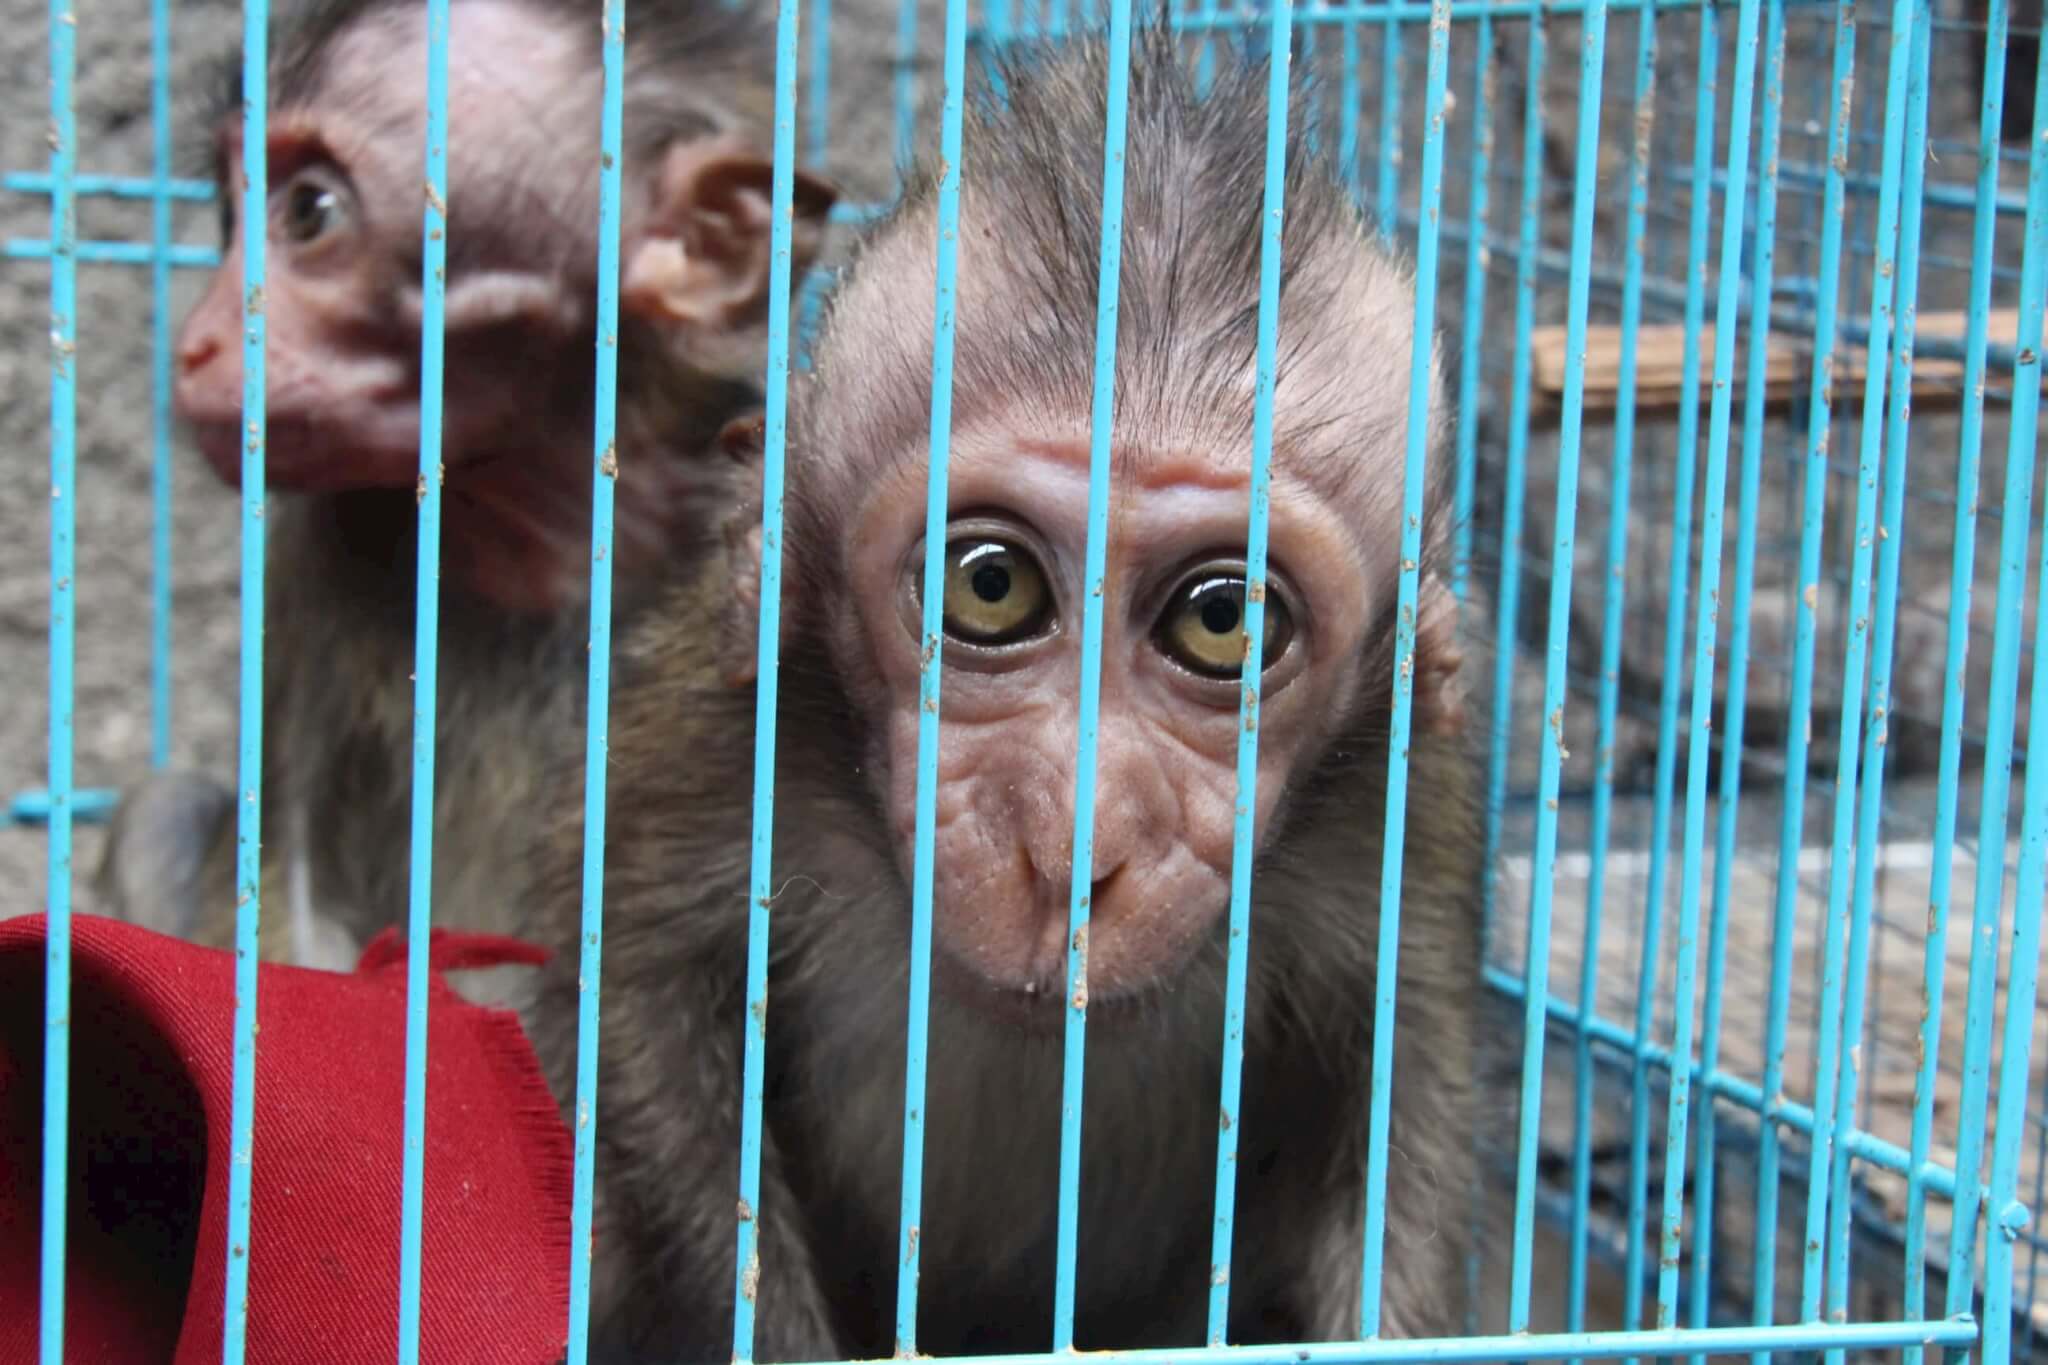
1156,569 -> 1293,678
275,169 -> 348,246
939,538 -> 1053,645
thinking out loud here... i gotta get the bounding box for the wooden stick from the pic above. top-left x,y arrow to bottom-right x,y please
1527,308 -> 2039,420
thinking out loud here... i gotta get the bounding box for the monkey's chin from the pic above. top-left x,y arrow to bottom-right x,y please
928,944 -> 1175,1038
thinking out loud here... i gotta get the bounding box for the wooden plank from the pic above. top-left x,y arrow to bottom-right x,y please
1527,308 -> 2039,420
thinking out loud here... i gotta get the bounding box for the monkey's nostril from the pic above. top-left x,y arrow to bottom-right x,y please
177,334 -> 220,373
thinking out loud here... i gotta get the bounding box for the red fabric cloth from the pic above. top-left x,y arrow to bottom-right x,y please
0,913 -> 572,1364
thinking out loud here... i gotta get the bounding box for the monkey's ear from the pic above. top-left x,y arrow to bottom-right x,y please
622,136 -> 840,333
717,410 -> 767,467
1413,575 -> 1470,738
716,412 -> 770,689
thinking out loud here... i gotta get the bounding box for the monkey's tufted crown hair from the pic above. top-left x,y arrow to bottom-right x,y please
801,19 -> 1452,569
190,0 -> 775,176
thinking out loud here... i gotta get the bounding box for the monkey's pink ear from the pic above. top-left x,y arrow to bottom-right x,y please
622,136 -> 840,333
1413,575 -> 1470,738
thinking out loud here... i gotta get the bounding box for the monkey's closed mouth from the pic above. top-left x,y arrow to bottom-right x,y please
929,946 -> 1181,1037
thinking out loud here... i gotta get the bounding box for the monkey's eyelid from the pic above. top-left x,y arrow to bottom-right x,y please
262,125 -> 341,176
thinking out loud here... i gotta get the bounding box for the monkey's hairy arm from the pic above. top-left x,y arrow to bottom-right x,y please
522,568 -> 846,1365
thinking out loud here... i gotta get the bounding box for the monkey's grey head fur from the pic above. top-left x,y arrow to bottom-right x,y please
190,0 -> 775,179
799,21 -> 1453,580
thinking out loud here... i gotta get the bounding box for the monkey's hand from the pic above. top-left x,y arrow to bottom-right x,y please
91,768 -> 236,939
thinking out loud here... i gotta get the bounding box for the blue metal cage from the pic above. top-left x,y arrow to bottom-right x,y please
4,0 -> 2046,1356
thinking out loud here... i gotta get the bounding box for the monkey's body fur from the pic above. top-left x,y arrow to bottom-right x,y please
101,473 -> 753,984
525,30 -> 1495,1358
530,571 -> 1488,1359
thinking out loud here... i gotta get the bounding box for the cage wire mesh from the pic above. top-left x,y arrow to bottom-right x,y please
2,0 -> 2046,1355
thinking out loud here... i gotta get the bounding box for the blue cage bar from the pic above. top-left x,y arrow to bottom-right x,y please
6,0 -> 2047,1358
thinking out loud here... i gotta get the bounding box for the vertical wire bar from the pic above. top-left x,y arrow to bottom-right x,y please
1987,682 -> 2048,1353
1625,0 -> 1717,1336
1692,0 -> 1785,1342
1477,0 -> 1544,946
1905,0 -> 2008,1345
148,0 -> 173,769
1339,11 -> 1360,200
564,0 -> 630,1357
1569,0 -> 1657,1345
1798,0 -> 1917,1318
986,0 -> 1012,82
1824,0 -> 1930,1345
1446,0 -> 1492,609
39,0 -> 78,1350
893,0 -> 920,187
1196,0 -> 1294,1342
1375,5 -> 1400,240
1052,1 -> 1135,1348
395,0 -> 451,1355
1657,0 -> 1765,1328
1802,0 -> 1908,1326
735,0 -> 808,1353
1509,0 -> 1606,1333
222,0 -> 271,1353
794,0 -> 832,364
1358,0 -> 1451,1336
1451,13 -> 1499,1331
1981,92 -> 2048,1337
1300,14 -> 1320,158
1945,4 -> 2048,1327
1751,0 -> 1853,1343
891,0 -> 968,1346
1194,0 -> 1218,97
809,0 -> 832,168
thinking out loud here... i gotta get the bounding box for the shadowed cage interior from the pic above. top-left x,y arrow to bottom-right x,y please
2,0 -> 2046,1356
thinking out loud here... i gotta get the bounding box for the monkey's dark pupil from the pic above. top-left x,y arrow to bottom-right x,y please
972,564 -> 1011,603
1200,596 -> 1240,635
289,185 -> 334,237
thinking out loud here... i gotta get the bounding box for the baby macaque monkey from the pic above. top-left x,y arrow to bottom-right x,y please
95,0 -> 839,983
525,26 -> 1491,1361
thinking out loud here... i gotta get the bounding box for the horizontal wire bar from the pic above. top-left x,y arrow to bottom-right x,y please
743,1318 -> 1979,1365
1479,964 -> 1993,1206
6,239 -> 220,265
8,789 -> 116,825
5,170 -> 215,199
1,171 -> 897,225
